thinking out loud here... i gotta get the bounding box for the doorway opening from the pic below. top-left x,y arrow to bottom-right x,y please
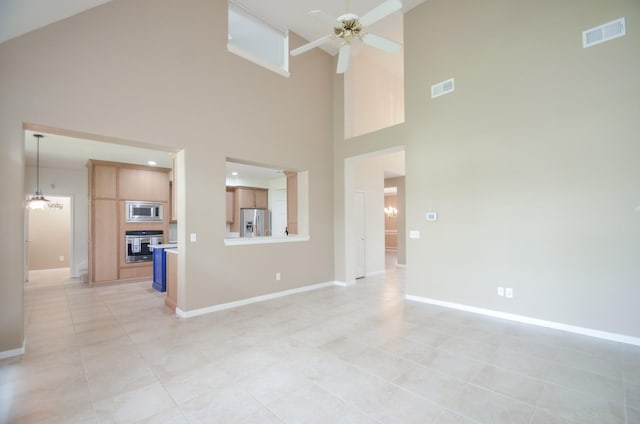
344,147 -> 405,285
25,195 -> 73,284
23,125 -> 178,287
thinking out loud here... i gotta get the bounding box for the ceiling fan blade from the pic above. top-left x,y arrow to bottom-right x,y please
359,0 -> 403,27
308,10 -> 340,27
336,44 -> 351,74
290,34 -> 333,56
362,33 -> 402,53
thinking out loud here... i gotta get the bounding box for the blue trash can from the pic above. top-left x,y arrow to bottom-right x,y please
152,247 -> 167,292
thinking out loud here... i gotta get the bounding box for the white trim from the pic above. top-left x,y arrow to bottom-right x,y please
406,295 -> 640,347
224,234 -> 309,246
0,343 -> 25,360
176,281 -> 337,318
334,280 -> 356,287
395,263 -> 407,268
227,44 -> 290,78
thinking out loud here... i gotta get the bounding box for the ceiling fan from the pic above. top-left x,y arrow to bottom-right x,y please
290,0 -> 403,74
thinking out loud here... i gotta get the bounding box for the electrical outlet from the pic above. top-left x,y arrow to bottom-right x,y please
505,287 -> 514,299
497,286 -> 505,297
59,256 -> 65,262
276,272 -> 281,281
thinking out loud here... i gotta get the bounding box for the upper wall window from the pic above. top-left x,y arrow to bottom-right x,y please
228,1 -> 290,77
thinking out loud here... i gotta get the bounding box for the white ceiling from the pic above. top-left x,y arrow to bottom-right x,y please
24,131 -> 174,170
226,161 -> 287,182
0,0 -> 112,44
0,0 -> 425,49
234,0 -> 425,55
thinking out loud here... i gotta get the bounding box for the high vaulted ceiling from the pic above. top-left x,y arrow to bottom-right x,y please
0,0 -> 425,46
5,0 -> 423,170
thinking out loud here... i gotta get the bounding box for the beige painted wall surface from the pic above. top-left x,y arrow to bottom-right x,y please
25,166 -> 88,277
27,196 -> 71,270
0,0 -> 334,353
336,0 -> 640,338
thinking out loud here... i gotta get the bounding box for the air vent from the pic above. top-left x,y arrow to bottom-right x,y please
431,78 -> 455,99
583,17 -> 626,48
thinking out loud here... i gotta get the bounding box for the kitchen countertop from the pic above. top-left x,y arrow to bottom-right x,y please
150,243 -> 177,249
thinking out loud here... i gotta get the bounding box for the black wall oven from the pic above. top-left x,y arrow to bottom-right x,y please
125,230 -> 163,263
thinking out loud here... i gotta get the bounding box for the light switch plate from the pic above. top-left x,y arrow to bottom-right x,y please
409,230 -> 421,239
426,212 -> 438,221
190,233 -> 197,242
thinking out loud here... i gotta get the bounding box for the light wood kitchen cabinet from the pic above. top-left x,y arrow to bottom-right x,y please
91,199 -> 118,282
92,165 -> 117,199
226,188 -> 234,224
88,160 -> 170,285
286,172 -> 298,235
235,187 -> 268,209
170,154 -> 177,222
165,250 -> 177,310
119,167 -> 170,202
230,187 -> 268,232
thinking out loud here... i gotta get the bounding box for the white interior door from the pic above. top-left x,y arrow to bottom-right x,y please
273,199 -> 287,237
355,191 -> 366,278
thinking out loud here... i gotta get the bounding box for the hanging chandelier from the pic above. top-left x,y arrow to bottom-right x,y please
26,134 -> 50,210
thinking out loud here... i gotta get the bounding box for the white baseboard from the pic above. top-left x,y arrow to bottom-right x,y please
334,280 -> 356,287
406,294 -> 640,347
176,281 -> 338,318
395,263 -> 407,268
0,343 -> 25,360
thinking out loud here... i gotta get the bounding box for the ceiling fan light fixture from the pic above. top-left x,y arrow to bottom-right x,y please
27,193 -> 50,210
291,0 -> 403,74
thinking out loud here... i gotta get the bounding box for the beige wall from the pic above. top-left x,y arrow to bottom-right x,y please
25,166 -> 88,277
27,196 -> 71,270
335,0 -> 640,338
0,0 -> 334,353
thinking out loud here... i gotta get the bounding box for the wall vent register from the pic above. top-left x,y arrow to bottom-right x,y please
431,78 -> 455,99
583,17 -> 626,48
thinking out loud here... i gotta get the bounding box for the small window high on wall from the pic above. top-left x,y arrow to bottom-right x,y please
228,1 -> 289,77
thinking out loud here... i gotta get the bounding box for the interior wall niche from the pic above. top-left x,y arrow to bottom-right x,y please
344,13 -> 405,139
225,159 -> 307,239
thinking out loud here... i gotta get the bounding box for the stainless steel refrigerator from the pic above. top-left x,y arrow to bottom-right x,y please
240,208 -> 271,237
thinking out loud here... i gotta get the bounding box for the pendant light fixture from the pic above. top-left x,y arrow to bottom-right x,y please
26,133 -> 50,210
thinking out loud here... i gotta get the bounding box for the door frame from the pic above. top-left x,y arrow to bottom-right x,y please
354,191 -> 366,279
342,146 -> 405,285
25,194 -> 74,281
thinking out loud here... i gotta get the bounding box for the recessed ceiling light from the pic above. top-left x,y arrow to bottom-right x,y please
147,160 -> 157,166
231,172 -> 238,176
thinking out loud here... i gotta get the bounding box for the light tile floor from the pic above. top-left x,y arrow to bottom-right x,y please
1,267 -> 639,423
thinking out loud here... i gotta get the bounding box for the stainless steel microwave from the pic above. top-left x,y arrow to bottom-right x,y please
125,201 -> 163,222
